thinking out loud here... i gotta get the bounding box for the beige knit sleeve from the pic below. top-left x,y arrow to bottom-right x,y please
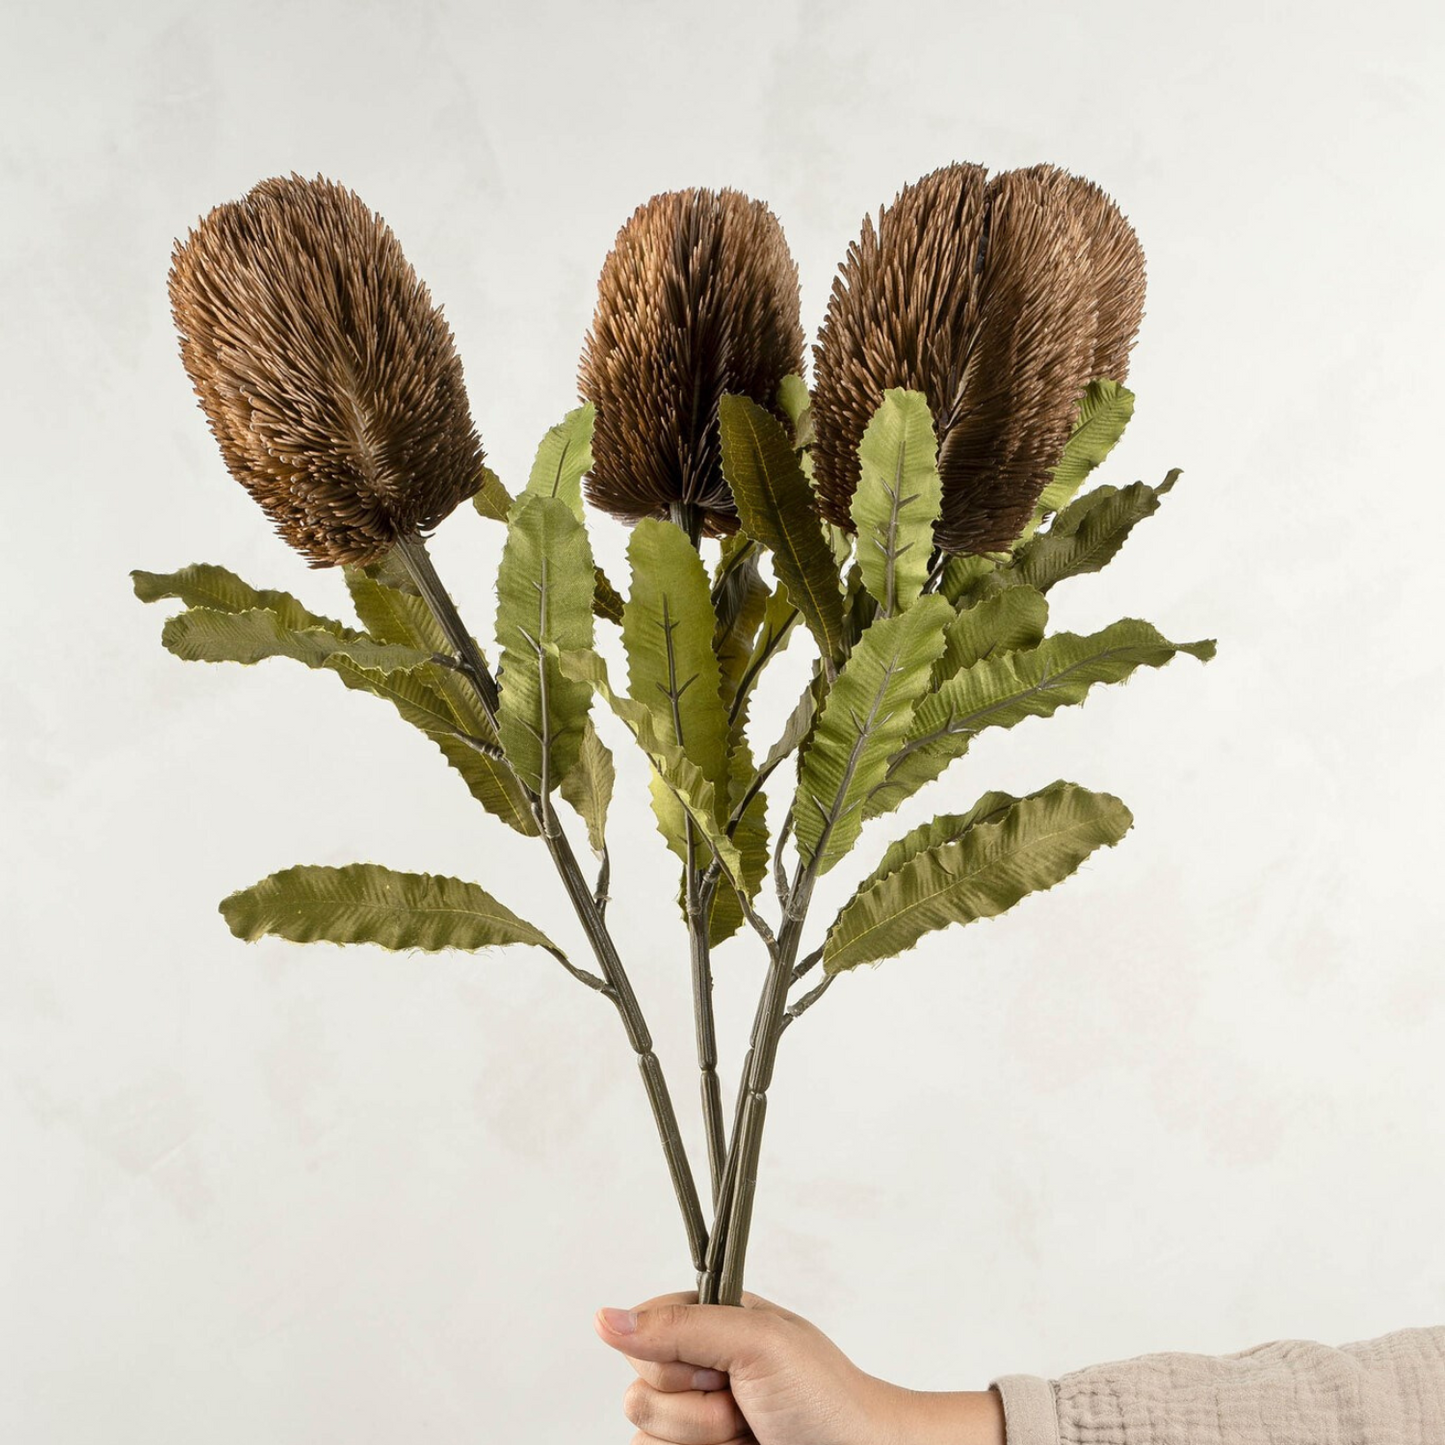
992,1325 -> 1445,1444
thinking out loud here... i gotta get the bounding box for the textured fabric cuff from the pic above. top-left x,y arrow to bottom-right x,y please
990,1374 -> 1061,1445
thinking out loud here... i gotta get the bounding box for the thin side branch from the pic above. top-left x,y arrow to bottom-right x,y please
780,970 -> 834,1031
790,945 -> 824,984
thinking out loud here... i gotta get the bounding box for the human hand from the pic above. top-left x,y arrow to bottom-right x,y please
593,1289 -> 1005,1445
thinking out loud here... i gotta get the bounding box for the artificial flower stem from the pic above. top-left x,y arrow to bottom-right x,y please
714,893 -> 813,1306
391,533 -> 500,716
687,860 -> 728,1207
668,496 -> 727,1209
394,530 -> 710,1273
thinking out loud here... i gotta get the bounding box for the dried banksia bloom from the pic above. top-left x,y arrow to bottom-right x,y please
579,188 -> 804,536
811,162 -> 1146,555
169,174 -> 484,567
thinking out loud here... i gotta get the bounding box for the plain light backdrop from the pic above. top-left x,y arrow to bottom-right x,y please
3,1 -> 1443,1439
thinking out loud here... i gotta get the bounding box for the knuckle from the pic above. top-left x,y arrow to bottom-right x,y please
707,1390 -> 745,1434
633,1289 -> 696,1313
622,1379 -> 653,1430
658,1362 -> 694,1392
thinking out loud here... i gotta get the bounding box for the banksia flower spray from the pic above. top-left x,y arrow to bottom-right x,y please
137,162 -> 1213,1366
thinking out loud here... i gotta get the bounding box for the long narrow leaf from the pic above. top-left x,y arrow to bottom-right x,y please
713,544 -> 769,714
1036,379 -> 1135,516
559,649 -> 744,889
138,565 -> 535,833
346,558 -> 452,654
793,597 -> 952,874
727,588 -> 798,740
966,472 -> 1179,604
850,389 -> 942,617
160,607 -> 429,670
718,394 -> 845,666
524,403 -> 595,518
933,586 -> 1050,686
471,465 -> 514,523
824,783 -> 1133,973
495,494 -> 596,793
706,738 -> 770,945
868,618 -> 1214,819
623,519 -> 731,804
322,655 -> 538,835
559,718 -> 614,856
132,563 -> 351,634
342,560 -> 537,835
221,862 -> 559,955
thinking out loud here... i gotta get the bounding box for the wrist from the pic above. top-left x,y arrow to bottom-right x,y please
865,1377 -> 1006,1445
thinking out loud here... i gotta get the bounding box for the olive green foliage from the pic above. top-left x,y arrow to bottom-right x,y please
135,375 -> 1211,987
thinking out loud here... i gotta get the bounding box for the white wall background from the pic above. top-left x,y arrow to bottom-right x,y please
3,0 -> 1443,1439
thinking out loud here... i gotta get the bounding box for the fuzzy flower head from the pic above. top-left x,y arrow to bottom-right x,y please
811,162 -> 1146,556
168,174 -> 484,567
579,187 -> 804,536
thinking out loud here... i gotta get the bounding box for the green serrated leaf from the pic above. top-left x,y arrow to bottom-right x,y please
138,566 -> 535,833
623,519 -> 731,807
824,783 -> 1134,973
857,790 -> 1023,891
937,552 -> 1001,605
965,471 -> 1180,604
220,862 -> 558,955
559,717 -> 614,856
322,655 -> 538,835
761,674 -> 822,780
1037,380 -> 1135,516
868,618 -> 1216,820
132,563 -> 351,634
705,738 -> 770,945
496,494 -> 596,794
345,561 -> 450,655
793,596 -> 952,874
727,587 -> 799,741
934,586 -> 1050,685
158,608 -> 431,670
850,389 -> 943,617
713,547 -> 770,716
524,403 -> 595,519
558,649 -> 745,890
718,394 -> 845,667
340,561 -> 536,834
472,465 -> 514,523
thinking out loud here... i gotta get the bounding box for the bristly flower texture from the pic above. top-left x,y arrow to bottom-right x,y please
810,162 -> 1147,556
578,188 -> 804,536
168,174 -> 484,567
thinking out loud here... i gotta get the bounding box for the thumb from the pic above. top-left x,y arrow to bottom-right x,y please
594,1300 -> 778,1374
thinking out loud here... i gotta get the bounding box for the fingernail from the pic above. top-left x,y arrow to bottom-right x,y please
692,1368 -> 728,1392
599,1307 -> 637,1334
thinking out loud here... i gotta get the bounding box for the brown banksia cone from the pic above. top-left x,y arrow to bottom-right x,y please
169,174 -> 484,568
579,188 -> 804,537
811,162 -> 1146,555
